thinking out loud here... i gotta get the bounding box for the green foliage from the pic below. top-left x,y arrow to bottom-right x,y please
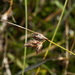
0,0 -> 75,75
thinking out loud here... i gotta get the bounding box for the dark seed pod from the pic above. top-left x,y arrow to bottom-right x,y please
36,41 -> 43,53
24,43 -> 36,47
24,39 -> 44,53
32,33 -> 46,41
24,39 -> 39,47
24,33 -> 46,54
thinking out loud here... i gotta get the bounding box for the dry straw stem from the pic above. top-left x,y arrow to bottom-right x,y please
0,20 -> 34,33
46,39 -> 75,56
0,20 -> 75,55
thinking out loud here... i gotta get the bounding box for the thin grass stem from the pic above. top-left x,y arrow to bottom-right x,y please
22,0 -> 27,75
35,0 -> 68,74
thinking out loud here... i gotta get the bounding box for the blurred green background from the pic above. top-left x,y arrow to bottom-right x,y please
0,0 -> 75,75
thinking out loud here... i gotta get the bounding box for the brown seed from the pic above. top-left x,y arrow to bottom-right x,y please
32,33 -> 46,41
36,41 -> 43,53
24,33 -> 46,53
24,39 -> 39,47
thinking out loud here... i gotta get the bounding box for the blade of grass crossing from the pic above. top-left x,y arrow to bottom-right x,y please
44,0 -> 68,59
35,0 -> 68,75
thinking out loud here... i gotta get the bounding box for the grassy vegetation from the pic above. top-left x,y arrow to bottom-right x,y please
0,0 -> 75,75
